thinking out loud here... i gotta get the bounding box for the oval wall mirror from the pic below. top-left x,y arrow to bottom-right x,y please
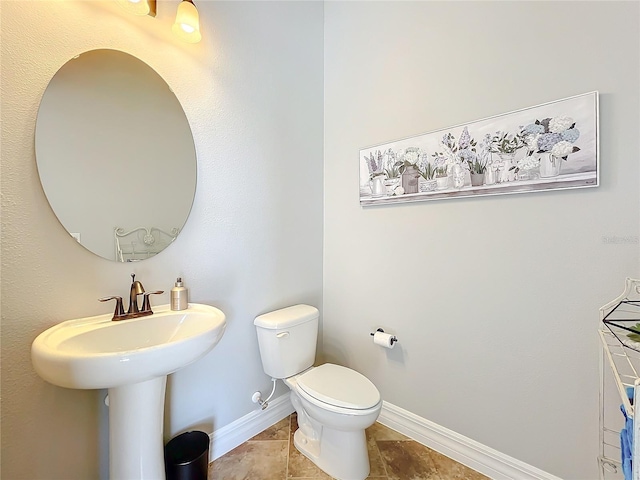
35,49 -> 197,262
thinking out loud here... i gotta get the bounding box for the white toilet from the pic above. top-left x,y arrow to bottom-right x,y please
254,304 -> 382,480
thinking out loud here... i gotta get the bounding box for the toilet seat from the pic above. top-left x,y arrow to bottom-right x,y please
296,363 -> 380,411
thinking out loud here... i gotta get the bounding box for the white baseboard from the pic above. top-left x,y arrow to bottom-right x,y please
209,395 -> 561,480
378,401 -> 563,480
209,393 -> 294,461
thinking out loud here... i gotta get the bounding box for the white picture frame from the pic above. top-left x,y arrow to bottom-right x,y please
359,91 -> 599,206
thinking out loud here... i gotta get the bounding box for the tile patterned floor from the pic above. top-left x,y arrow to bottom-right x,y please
209,413 -> 489,480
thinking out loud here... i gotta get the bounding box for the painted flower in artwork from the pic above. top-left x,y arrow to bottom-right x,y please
517,154 -> 540,172
523,123 -> 545,135
393,147 -> 424,175
536,133 -> 563,152
491,130 -> 527,155
561,128 -> 580,143
364,150 -> 385,179
551,140 -> 575,158
476,133 -> 492,166
523,116 -> 581,160
398,147 -> 421,166
382,148 -> 401,179
431,153 -> 449,177
437,127 -> 477,167
458,127 -> 472,150
548,116 -> 574,133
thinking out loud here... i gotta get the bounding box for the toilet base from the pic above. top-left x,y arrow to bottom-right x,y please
293,426 -> 370,480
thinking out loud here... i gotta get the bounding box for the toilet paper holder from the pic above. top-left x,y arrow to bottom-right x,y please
370,328 -> 398,345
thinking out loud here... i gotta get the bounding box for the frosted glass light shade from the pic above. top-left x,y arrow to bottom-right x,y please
117,0 -> 156,17
172,0 -> 202,43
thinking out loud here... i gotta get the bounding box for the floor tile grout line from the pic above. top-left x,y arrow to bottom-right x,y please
374,439 -> 389,479
286,413 -> 291,479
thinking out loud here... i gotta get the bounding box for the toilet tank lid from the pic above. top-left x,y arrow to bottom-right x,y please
254,304 -> 319,329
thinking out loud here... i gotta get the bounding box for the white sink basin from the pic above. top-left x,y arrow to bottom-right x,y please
31,303 -> 226,480
32,303 -> 226,389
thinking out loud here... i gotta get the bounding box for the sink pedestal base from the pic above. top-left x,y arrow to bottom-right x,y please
108,376 -> 167,480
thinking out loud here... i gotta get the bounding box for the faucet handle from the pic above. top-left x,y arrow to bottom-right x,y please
99,296 -> 125,319
141,291 -> 164,314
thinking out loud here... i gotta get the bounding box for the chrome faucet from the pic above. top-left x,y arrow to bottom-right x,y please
99,274 -> 164,321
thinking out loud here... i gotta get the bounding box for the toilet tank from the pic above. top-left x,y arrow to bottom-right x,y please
254,304 -> 319,379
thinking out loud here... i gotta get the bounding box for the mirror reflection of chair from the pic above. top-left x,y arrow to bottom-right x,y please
114,227 -> 180,262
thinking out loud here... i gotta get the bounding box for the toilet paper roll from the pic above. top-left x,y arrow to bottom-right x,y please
373,331 -> 396,349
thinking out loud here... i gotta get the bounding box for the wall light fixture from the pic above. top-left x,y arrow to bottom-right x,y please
117,0 -> 156,17
172,0 -> 201,44
117,0 -> 202,44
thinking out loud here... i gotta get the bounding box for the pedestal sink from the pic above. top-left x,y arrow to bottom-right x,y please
31,303 -> 226,480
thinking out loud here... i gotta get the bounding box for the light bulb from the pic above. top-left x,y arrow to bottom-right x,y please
172,0 -> 202,43
117,0 -> 156,17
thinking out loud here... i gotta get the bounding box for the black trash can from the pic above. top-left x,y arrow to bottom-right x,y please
165,431 -> 210,480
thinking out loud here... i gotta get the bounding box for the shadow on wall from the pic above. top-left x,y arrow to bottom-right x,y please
382,345 -> 405,364
164,375 -> 214,442
321,336 -> 406,367
321,336 -> 349,365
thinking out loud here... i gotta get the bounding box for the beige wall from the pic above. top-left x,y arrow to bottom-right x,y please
1,1 -> 324,478
323,2 -> 640,479
4,1 -> 640,479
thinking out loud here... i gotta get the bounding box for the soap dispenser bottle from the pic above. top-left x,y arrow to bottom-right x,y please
171,278 -> 188,311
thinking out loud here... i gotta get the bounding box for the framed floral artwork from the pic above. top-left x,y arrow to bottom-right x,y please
359,91 -> 599,206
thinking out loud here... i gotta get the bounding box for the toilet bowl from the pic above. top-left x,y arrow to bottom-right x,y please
254,305 -> 382,480
285,364 -> 382,480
